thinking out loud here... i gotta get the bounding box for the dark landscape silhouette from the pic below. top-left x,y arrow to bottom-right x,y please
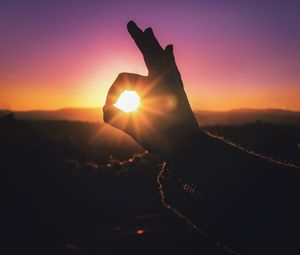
1,113 -> 299,254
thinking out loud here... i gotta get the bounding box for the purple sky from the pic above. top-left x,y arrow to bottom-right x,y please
1,0 -> 299,111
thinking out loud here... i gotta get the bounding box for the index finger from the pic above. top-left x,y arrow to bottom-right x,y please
105,73 -> 146,106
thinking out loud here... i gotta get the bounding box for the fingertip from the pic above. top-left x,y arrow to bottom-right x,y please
127,20 -> 135,29
103,105 -> 135,136
102,105 -> 113,123
165,44 -> 175,61
127,20 -> 140,34
165,44 -> 173,53
103,105 -> 122,124
145,27 -> 153,34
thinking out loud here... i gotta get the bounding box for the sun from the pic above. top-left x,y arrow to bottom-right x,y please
114,90 -> 141,113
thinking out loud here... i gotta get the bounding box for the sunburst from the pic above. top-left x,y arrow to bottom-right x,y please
114,90 -> 140,113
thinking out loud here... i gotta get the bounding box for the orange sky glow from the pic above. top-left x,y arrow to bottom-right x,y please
1,1 -> 299,112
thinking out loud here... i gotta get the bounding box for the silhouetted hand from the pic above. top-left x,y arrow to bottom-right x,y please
103,21 -> 300,255
103,21 -> 199,157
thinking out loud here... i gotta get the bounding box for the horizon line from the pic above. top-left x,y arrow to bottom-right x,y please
1,107 -> 300,113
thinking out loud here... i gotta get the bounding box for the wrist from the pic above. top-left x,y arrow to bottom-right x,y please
166,130 -> 212,170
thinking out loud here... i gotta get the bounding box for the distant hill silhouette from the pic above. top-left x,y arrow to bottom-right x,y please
1,108 -> 300,126
195,108 -> 300,126
0,108 -> 101,122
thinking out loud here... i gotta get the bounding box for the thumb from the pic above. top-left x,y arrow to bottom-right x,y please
103,105 -> 135,136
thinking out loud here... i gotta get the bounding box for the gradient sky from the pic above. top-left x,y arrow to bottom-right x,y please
1,0 -> 300,111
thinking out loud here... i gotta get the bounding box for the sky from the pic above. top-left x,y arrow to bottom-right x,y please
0,0 -> 299,111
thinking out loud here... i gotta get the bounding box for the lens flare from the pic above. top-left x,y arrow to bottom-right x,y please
114,90 -> 140,112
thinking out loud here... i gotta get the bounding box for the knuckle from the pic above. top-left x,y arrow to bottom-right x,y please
117,72 -> 129,80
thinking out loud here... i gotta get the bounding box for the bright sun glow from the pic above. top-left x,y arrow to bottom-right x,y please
114,90 -> 141,113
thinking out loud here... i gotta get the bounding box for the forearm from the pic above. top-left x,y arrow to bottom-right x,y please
166,130 -> 299,198
161,131 -> 300,254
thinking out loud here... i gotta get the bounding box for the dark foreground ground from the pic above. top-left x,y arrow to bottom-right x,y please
1,115 -> 299,254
